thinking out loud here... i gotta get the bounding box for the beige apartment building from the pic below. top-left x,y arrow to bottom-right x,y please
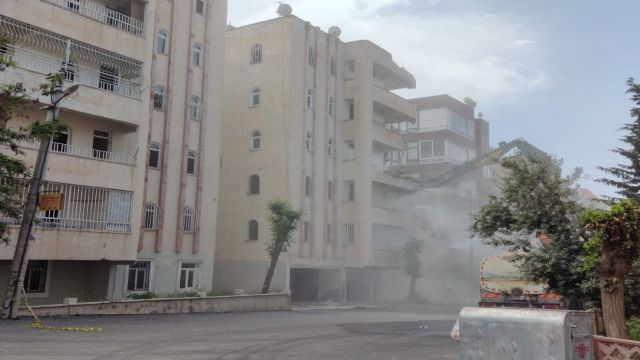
216,13 -> 418,303
0,0 -> 226,304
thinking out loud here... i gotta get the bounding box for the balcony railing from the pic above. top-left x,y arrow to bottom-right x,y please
18,141 -> 136,165
0,182 -> 133,233
2,50 -> 141,99
43,0 -> 145,37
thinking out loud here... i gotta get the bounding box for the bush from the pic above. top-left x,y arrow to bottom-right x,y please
127,292 -> 157,300
162,291 -> 200,298
628,318 -> 640,341
207,290 -> 234,297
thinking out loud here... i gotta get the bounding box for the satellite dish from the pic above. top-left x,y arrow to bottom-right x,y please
277,3 -> 293,17
328,26 -> 342,37
478,112 -> 484,119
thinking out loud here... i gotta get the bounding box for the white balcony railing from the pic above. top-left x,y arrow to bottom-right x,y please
0,181 -> 133,233
2,49 -> 141,99
50,142 -> 135,164
43,0 -> 145,37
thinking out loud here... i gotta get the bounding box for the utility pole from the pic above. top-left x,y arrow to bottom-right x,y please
0,74 -> 78,319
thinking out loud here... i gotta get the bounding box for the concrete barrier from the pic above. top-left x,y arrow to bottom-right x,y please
19,293 -> 290,317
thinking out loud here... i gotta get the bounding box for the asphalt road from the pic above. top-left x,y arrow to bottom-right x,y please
0,309 -> 459,359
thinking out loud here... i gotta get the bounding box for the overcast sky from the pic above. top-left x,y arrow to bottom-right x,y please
228,0 -> 640,197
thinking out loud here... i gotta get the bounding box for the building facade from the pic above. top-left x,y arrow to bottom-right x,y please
215,14 -> 418,303
0,0 -> 226,304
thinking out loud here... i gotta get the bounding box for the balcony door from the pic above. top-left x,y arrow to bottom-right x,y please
92,130 -> 110,160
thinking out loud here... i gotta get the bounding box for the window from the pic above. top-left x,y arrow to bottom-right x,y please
305,176 -> 312,197
196,0 -> 205,14
157,30 -> 168,54
344,224 -> 355,244
67,0 -> 80,12
179,262 -> 199,290
250,130 -> 261,150
153,85 -> 166,110
420,139 -> 445,159
192,44 -> 202,67
52,127 -> 70,153
61,59 -> 76,82
92,130 -> 110,159
24,261 -> 48,294
407,142 -> 418,163
347,99 -> 355,120
330,56 -> 337,76
305,132 -> 313,152
251,44 -> 263,64
303,221 -> 311,242
149,143 -> 161,168
183,207 -> 196,233
327,180 -> 334,200
99,65 -> 118,92
144,202 -> 158,229
190,96 -> 200,120
326,224 -> 333,243
127,261 -> 151,292
328,97 -> 336,117
345,60 -> 355,79
344,181 -> 355,202
249,175 -> 260,195
248,220 -> 259,241
186,151 -> 197,175
250,87 -> 261,106
328,138 -> 334,157
308,47 -> 317,66
306,89 -> 313,109
343,140 -> 355,160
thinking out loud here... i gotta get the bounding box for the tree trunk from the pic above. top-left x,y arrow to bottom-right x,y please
261,253 -> 280,294
408,275 -> 417,302
600,276 -> 629,339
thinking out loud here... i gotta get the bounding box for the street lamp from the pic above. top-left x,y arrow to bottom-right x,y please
0,73 -> 78,320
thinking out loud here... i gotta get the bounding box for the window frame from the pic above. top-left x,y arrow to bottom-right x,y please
343,140 -> 355,161
157,29 -> 169,55
153,85 -> 166,111
306,89 -> 313,109
186,151 -> 197,175
250,130 -> 261,151
305,176 -> 312,197
251,44 -> 263,64
328,97 -> 336,117
178,262 -> 200,291
305,132 -> 313,152
248,220 -> 259,241
344,180 -> 355,202
23,260 -> 51,297
144,202 -> 159,230
190,95 -> 201,120
125,261 -> 152,293
250,87 -> 261,107
308,47 -> 317,66
192,43 -> 203,67
195,0 -> 205,15
149,143 -> 161,169
249,174 -> 260,195
183,207 -> 196,233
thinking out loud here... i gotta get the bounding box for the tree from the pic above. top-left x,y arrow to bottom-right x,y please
598,78 -> 640,201
403,239 -> 424,302
581,200 -> 640,339
470,156 -> 593,306
262,200 -> 301,294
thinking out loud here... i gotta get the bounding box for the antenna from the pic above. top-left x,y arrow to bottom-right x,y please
328,26 -> 342,37
277,2 -> 293,17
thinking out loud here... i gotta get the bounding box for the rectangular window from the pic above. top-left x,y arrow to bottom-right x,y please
179,262 -> 199,290
127,261 -> 151,292
24,261 -> 48,294
196,0 -> 204,14
343,140 -> 355,160
328,180 -> 334,200
308,47 -> 317,66
330,56 -> 337,76
92,130 -> 110,159
420,140 -> 434,159
346,99 -> 355,120
345,60 -> 355,79
344,224 -> 355,244
328,97 -> 336,117
344,181 -> 355,202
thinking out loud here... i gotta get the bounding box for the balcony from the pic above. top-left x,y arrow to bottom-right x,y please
372,86 -> 417,123
49,142 -> 135,165
371,166 -> 417,192
43,0 -> 145,37
372,120 -> 404,151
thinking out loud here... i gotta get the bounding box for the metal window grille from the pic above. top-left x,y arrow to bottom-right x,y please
143,202 -> 158,230
24,260 -> 48,293
344,224 -> 355,244
44,0 -> 145,36
251,44 -> 262,64
183,207 -> 196,233
127,261 -> 150,292
153,86 -> 165,110
308,47 -> 316,66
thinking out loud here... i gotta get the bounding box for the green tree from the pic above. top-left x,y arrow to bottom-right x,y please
470,156 -> 593,306
581,200 -> 640,339
403,239 -> 424,302
262,200 -> 301,294
598,78 -> 640,201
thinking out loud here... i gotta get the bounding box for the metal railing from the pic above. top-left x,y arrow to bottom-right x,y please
1,49 -> 141,99
594,335 -> 640,360
0,181 -> 133,233
50,142 -> 135,164
372,120 -> 402,134
43,0 -> 145,36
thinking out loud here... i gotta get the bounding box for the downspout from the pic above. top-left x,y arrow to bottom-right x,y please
298,22 -> 310,258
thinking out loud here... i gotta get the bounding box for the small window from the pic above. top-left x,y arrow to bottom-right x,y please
344,181 -> 355,202
328,97 -> 336,117
183,207 -> 196,233
306,89 -> 313,109
193,44 -> 202,67
248,220 -> 259,241
308,47 -> 317,66
328,180 -> 334,200
344,223 -> 355,244
187,151 -> 197,175
92,130 -> 110,159
144,202 -> 158,229
190,96 -> 201,120
157,30 -> 169,54
249,174 -> 260,195
250,130 -> 261,150
153,85 -> 165,110
250,87 -> 261,106
303,221 -> 311,242
127,261 -> 151,292
345,60 -> 355,79
179,262 -> 199,290
305,176 -> 312,197
343,140 -> 355,161
149,143 -> 161,168
196,0 -> 205,15
305,132 -> 313,152
328,138 -> 334,157
347,99 -> 355,120
24,260 -> 48,294
251,44 -> 263,64
330,56 -> 337,76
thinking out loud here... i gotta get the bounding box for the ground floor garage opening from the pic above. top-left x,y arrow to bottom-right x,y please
290,268 -> 344,304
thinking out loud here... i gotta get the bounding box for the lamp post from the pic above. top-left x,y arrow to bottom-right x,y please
0,75 -> 79,320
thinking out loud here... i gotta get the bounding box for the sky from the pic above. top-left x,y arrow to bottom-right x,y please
227,0 -> 640,197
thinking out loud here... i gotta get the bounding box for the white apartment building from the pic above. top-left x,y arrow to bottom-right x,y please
0,0 -> 226,304
216,13 -> 418,303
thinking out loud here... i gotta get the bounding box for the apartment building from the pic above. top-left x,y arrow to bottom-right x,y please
215,13 -> 418,303
0,0 -> 226,304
